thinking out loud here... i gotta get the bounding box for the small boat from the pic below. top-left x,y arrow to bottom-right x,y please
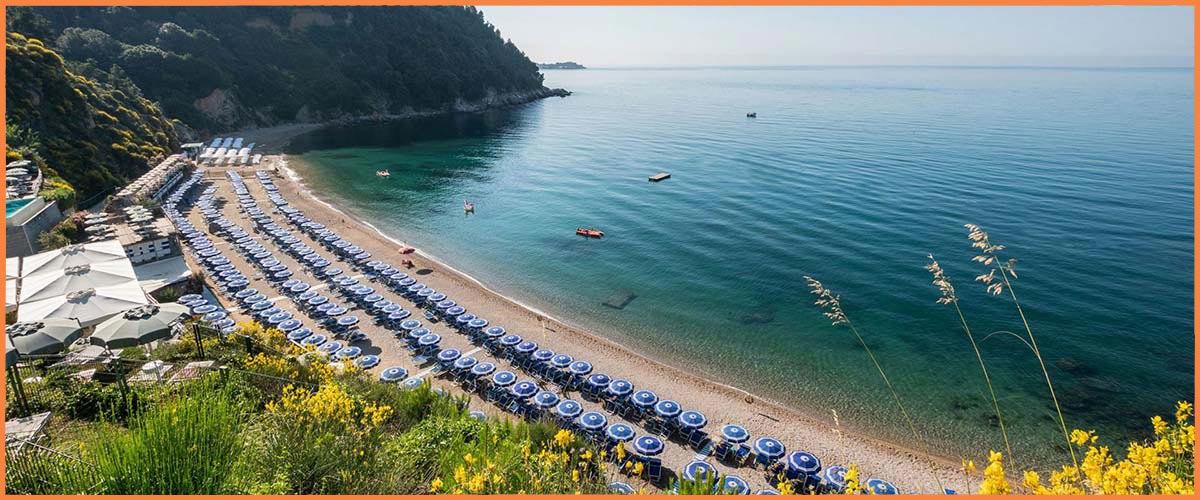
746,112 -> 757,118
464,200 -> 475,212
376,170 -> 391,178
576,227 -> 604,238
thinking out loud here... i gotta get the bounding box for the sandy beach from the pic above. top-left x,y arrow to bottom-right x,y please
182,152 -> 960,494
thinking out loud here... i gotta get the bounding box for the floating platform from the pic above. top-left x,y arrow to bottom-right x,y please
648,172 -> 671,182
602,288 -> 638,310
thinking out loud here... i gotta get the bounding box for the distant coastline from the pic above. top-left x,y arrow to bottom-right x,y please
538,61 -> 587,70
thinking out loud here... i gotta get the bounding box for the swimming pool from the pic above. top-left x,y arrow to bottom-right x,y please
6,198 -> 33,218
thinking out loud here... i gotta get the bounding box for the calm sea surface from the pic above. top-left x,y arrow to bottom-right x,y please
287,67 -> 1194,465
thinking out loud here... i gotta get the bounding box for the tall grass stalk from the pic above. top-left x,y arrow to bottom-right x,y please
804,276 -> 946,494
926,255 -> 1014,464
964,224 -> 1076,469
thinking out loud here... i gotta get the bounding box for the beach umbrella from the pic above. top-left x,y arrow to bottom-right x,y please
298,290 -> 319,301
418,334 -> 441,346
257,307 -> 283,319
302,334 -> 328,347
290,282 -> 311,293
387,311 -> 410,322
484,326 -> 505,337
362,294 -> 383,303
179,294 -> 204,303
315,303 -> 335,314
555,399 -> 583,418
410,328 -> 430,340
754,438 -> 786,460
325,306 -> 348,317
492,371 -> 516,386
282,279 -> 301,289
400,320 -> 421,331
510,380 -> 538,399
402,377 -> 424,390
426,291 -> 444,301
534,390 -> 560,408
89,303 -> 189,349
454,356 -> 478,370
551,354 -> 573,368
719,475 -> 751,495
380,366 -> 408,382
203,311 -> 229,322
577,411 -> 607,431
455,313 -> 476,327
654,400 -> 681,418
468,318 -> 488,329
336,346 -> 362,360
515,341 -> 537,354
569,360 -> 593,375
682,461 -> 719,482
720,422 -> 748,441
586,373 -> 611,389
606,423 -> 636,442
191,303 -> 218,315
446,306 -> 466,316
278,319 -> 303,332
318,341 -> 343,355
787,451 -> 822,475
437,348 -> 461,363
755,489 -> 781,495
631,390 -> 658,408
608,483 -> 635,495
631,435 -> 664,456
499,334 -> 521,346
468,411 -> 486,421
213,319 -> 236,330
532,349 -> 554,362
6,319 -> 84,355
286,328 -> 313,342
471,362 -> 496,377
607,379 -> 633,397
864,479 -> 898,495
679,410 -> 708,429
436,299 -> 456,310
337,316 -> 359,327
234,289 -> 257,299
5,336 -> 17,369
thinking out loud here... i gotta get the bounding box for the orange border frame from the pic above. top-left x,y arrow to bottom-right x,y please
0,2 -> 1195,498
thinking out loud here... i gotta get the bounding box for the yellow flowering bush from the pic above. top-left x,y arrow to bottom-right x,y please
430,423 -> 606,494
978,401 -> 1194,495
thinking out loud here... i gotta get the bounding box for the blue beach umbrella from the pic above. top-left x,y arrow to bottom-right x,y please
484,326 -> 505,337
720,475 -> 751,495
325,306 -> 348,317
336,346 -> 362,359
213,318 -> 236,329
381,303 -> 401,314
787,451 -> 822,475
318,341 -> 342,354
471,362 -> 496,377
245,294 -> 269,305
454,356 -> 478,370
510,380 -> 538,399
435,299 -> 456,310
555,399 -> 582,418
864,479 -> 898,495
491,371 -> 516,387
257,307 -> 282,318
400,319 -> 421,331
607,379 -> 633,397
679,410 -> 708,429
387,311 -> 410,321
756,489 -> 781,495
315,303 -> 335,313
354,287 -> 375,296
455,313 -> 476,326
682,461 -> 719,482
380,366 -> 408,382
273,270 -> 293,279
372,299 -> 394,310
515,341 -> 538,354
337,316 -> 359,327
532,349 -> 554,362
282,279 -> 301,289
192,304 -> 218,315
606,423 -> 636,442
267,312 -> 292,324
654,400 -> 681,418
550,354 -> 573,368
577,411 -> 607,431
609,483 -> 635,495
754,437 -> 786,460
278,319 -> 302,332
409,328 -> 430,340
297,290 -> 319,301
287,328 -> 313,341
307,295 -> 328,306
233,289 -> 257,299
402,376 -> 424,390
534,391 -> 560,408
586,373 -> 611,389
437,349 -> 461,363
290,282 -> 311,293
715,422 -> 744,441
499,334 -> 521,346
569,360 -> 593,375
632,435 -> 664,456
202,311 -> 228,322
446,306 -> 466,316
468,318 -> 488,329
362,294 -> 383,303
355,354 -> 380,369
631,390 -> 658,408
418,334 -> 441,346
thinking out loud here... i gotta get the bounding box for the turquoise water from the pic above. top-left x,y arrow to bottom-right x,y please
6,197 -> 33,217
288,66 -> 1194,465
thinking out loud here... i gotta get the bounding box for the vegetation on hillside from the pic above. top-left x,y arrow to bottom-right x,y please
11,6 -> 548,132
5,32 -> 177,203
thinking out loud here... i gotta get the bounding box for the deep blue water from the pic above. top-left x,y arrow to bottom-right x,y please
287,66 -> 1194,464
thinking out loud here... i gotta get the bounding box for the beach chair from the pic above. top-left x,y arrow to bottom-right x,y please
687,430 -> 710,451
713,441 -> 734,462
646,458 -> 663,484
735,444 -> 752,465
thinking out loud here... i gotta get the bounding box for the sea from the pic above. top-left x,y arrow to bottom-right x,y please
285,66 -> 1194,466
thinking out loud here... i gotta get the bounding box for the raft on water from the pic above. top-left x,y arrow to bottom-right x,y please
602,288 -> 637,310
648,172 -> 671,182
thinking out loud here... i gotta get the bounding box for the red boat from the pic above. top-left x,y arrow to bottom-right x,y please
576,227 -> 604,238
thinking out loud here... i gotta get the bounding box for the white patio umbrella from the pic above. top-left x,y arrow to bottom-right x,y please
6,277 -> 18,313
90,303 -> 190,349
19,285 -> 150,327
19,260 -> 138,304
6,318 -> 84,355
6,256 -> 20,280
20,240 -> 127,277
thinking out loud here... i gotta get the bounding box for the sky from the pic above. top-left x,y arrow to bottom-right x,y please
480,6 -> 1194,68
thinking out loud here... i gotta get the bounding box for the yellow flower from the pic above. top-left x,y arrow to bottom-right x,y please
632,462 -> 645,476
572,469 -> 580,482
978,451 -> 1011,495
554,429 -> 575,448
467,473 -> 486,493
1069,429 -> 1096,447
961,458 -> 977,474
430,477 -> 443,492
580,449 -> 593,461
1151,415 -> 1168,436
777,479 -> 796,495
453,465 -> 468,483
1176,401 -> 1193,423
464,453 -> 476,465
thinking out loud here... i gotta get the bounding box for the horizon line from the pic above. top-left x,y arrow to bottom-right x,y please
548,63 -> 1194,71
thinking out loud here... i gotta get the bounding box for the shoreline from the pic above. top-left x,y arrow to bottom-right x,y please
271,155 -> 961,492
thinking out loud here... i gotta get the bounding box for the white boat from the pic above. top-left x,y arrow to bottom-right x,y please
376,170 -> 391,178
